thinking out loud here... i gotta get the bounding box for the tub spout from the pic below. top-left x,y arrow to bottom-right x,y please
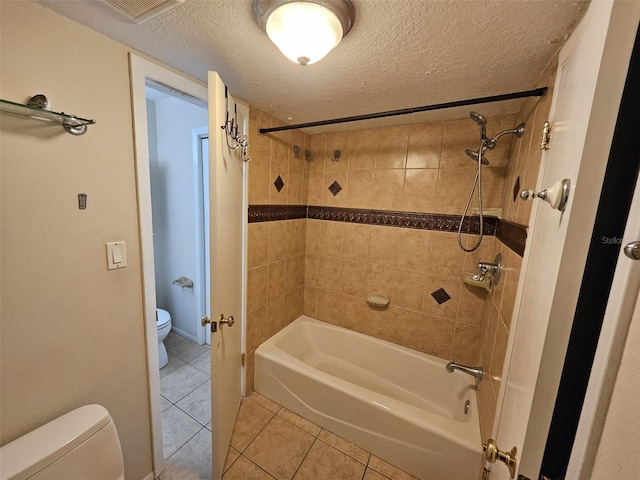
445,361 -> 483,380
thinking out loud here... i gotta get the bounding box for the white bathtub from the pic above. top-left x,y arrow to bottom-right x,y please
255,315 -> 482,480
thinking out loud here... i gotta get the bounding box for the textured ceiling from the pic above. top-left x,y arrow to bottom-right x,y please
34,0 -> 589,132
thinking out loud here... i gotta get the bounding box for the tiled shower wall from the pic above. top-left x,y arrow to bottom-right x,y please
300,116 -> 520,361
475,58 -> 558,441
245,109 -> 311,392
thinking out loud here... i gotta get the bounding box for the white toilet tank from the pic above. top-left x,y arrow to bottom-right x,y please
0,404 -> 124,480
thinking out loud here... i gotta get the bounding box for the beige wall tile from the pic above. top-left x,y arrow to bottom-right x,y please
366,264 -> 396,300
319,221 -> 345,257
267,294 -> 285,339
247,304 -> 268,353
341,260 -> 369,297
304,254 -> 320,287
268,221 -> 287,262
346,169 -> 375,208
423,274 -> 461,320
349,128 -> 378,171
322,170 -> 348,207
318,256 -> 343,292
342,295 -> 366,332
401,168 -> 438,213
371,169 -> 404,210
407,123 -> 443,169
457,284 -> 487,326
305,219 -> 321,255
451,322 -> 480,365
343,223 -> 371,262
248,157 -> 270,205
325,130 -> 351,173
393,268 -> 427,312
248,223 -> 268,269
477,375 -> 497,441
285,256 -> 301,292
396,229 -> 431,272
441,118 -> 482,169
316,288 -> 346,325
376,125 -> 409,169
247,264 -> 268,312
435,167 -> 478,214
303,286 -> 318,317
288,157 -> 304,205
245,351 -> 255,393
490,319 -> 510,392
359,303 -> 392,340
368,226 -> 399,266
419,315 -> 455,358
284,289 -> 299,324
286,220 -> 303,257
268,259 -> 285,299
427,232 -> 466,276
385,307 -> 422,350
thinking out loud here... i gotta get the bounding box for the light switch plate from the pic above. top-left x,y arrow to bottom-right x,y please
106,241 -> 127,270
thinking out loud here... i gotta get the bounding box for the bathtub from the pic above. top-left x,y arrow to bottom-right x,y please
255,315 -> 482,480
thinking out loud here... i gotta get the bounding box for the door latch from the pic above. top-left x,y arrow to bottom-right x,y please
201,314 -> 235,333
483,438 -> 518,479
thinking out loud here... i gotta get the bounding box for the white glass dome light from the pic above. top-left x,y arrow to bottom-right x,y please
266,2 -> 342,65
254,0 -> 356,66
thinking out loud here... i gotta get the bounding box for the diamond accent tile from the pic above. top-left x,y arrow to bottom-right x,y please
274,175 -> 284,192
328,180 -> 342,196
431,288 -> 451,305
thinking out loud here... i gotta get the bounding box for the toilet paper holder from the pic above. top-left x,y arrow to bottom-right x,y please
172,276 -> 194,288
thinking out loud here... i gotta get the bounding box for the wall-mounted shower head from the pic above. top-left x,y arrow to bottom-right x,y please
465,149 -> 489,165
470,111 -> 487,139
489,122 -> 526,143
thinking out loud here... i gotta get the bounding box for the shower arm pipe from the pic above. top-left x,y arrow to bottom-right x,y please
259,87 -> 547,134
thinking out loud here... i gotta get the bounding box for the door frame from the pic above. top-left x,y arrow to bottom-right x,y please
193,128 -> 210,345
129,53 -> 209,476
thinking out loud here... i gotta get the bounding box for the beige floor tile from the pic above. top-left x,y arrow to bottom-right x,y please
244,416 -> 315,480
160,354 -> 186,378
189,351 -> 211,376
162,406 -> 203,460
248,391 -> 282,413
222,455 -> 276,480
277,408 -> 321,436
317,429 -> 370,464
160,427 -> 211,480
223,446 -> 241,474
230,399 -> 274,451
160,364 -> 209,404
176,380 -> 211,426
293,440 -> 366,480
363,468 -> 390,480
368,456 -> 420,480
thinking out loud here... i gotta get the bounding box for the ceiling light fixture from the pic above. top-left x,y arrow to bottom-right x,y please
253,0 -> 356,66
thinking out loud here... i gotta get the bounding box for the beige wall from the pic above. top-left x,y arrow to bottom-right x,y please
0,3 -> 152,478
475,58 -> 558,441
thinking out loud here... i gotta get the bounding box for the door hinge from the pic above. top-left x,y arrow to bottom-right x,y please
518,475 -> 532,480
241,353 -> 246,367
482,467 -> 491,480
541,121 -> 552,150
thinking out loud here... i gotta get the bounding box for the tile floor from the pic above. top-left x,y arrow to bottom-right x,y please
158,331 -> 418,480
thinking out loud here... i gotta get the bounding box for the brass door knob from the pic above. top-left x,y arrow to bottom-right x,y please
483,438 -> 517,478
219,314 -> 235,327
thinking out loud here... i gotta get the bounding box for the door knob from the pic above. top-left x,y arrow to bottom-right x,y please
520,178 -> 571,211
201,314 -> 235,332
624,241 -> 640,260
219,314 -> 235,327
483,438 -> 517,478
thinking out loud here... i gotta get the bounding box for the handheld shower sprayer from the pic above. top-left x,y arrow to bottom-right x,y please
458,113 -> 526,253
470,111 -> 487,139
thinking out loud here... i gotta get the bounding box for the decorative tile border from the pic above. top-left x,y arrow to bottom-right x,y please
248,205 -> 307,223
248,204 -> 498,235
496,219 -> 527,257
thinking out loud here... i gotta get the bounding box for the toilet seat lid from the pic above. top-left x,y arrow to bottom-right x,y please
157,308 -> 170,327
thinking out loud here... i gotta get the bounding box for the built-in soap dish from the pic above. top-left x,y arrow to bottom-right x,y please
366,292 -> 389,309
462,272 -> 492,292
470,207 -> 503,218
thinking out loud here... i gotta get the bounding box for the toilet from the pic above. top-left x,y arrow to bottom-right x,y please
0,404 -> 124,480
157,308 -> 172,369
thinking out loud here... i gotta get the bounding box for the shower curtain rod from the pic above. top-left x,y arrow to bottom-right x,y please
259,87 -> 547,134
